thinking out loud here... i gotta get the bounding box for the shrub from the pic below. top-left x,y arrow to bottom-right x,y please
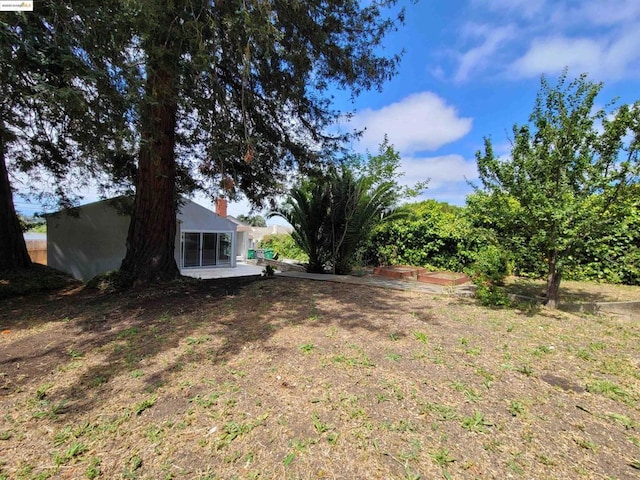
475,282 -> 512,307
367,200 -> 479,271
469,245 -> 511,286
258,234 -> 308,263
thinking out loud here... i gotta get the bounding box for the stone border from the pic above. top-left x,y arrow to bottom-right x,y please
505,292 -> 640,318
560,300 -> 640,317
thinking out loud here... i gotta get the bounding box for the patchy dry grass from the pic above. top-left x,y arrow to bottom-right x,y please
0,276 -> 639,479
503,276 -> 640,303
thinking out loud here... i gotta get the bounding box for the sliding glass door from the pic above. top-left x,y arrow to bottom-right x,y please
202,233 -> 218,266
183,232 -> 201,268
181,232 -> 233,268
218,233 -> 231,265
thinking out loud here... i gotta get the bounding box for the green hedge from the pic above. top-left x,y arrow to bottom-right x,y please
367,198 -> 640,286
367,200 -> 480,272
258,234 -> 309,263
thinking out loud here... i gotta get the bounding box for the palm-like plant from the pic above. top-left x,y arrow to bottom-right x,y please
271,166 -> 400,274
327,168 -> 399,273
270,179 -> 332,273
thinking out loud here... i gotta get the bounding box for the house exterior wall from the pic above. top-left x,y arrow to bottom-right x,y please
47,198 -> 237,281
235,231 -> 249,261
47,199 -> 130,281
176,200 -> 237,268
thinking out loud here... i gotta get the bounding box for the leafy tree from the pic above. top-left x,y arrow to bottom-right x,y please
272,141 -> 423,273
5,0 -> 404,285
236,214 -> 267,227
18,215 -> 45,233
465,191 -> 544,278
474,72 -> 640,307
344,136 -> 429,202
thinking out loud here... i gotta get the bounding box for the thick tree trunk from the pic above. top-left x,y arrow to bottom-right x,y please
544,250 -> 562,309
119,54 -> 180,285
0,133 -> 32,272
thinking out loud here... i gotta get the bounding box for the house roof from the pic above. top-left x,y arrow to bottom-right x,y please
46,196 -> 235,231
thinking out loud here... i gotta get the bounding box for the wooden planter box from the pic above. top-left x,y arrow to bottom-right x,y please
373,265 -> 427,279
417,272 -> 470,286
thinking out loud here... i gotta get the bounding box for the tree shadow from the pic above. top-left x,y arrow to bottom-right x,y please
1,275 -> 424,418
503,276 -> 623,305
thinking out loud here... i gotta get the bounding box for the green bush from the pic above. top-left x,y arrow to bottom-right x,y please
474,282 -> 512,307
466,190 -> 640,286
258,234 -> 308,263
468,245 -> 513,308
469,245 -> 511,286
367,200 -> 479,271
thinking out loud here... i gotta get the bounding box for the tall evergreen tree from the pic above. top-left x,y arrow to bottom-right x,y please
123,0 -> 405,284
0,4 -> 135,273
6,0 -> 405,284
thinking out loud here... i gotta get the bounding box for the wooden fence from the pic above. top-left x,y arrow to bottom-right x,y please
26,239 -> 47,265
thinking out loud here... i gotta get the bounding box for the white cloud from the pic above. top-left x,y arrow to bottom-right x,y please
509,30 -> 640,80
564,0 -> 640,27
471,0 -> 547,19
351,92 -> 473,153
401,154 -> 478,190
448,0 -> 640,83
510,36 -> 603,78
454,26 -> 515,82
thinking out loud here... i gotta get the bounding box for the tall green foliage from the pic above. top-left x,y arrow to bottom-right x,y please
474,71 -> 640,307
271,166 -> 400,274
467,188 -> 640,285
466,192 -> 544,278
271,180 -> 332,272
329,168 -> 400,274
564,187 -> 640,284
258,234 -> 308,263
272,140 -> 425,274
368,200 -> 478,271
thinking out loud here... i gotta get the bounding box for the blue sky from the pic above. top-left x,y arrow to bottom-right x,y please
14,0 -> 640,222
245,0 -> 640,221
337,0 -> 640,206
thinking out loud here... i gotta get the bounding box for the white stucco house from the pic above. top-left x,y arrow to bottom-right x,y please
46,197 -> 237,281
227,216 -> 293,262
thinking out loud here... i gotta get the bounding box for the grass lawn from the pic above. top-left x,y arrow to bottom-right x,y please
1,276 -> 639,479
503,276 -> 640,303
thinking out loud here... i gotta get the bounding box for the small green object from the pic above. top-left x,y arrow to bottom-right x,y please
264,249 -> 274,259
247,249 -> 255,259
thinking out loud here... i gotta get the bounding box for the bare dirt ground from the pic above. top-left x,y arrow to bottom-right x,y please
1,276 -> 639,479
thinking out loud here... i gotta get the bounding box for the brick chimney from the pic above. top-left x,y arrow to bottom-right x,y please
215,197 -> 228,218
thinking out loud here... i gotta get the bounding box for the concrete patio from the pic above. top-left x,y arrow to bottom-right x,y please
180,261 -> 475,297
181,262 -> 264,279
